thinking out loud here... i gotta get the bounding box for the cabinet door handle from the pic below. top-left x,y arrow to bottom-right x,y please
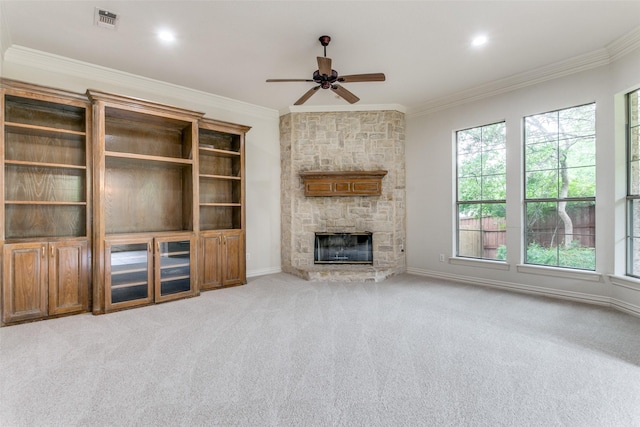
148,243 -> 151,253
157,242 -> 160,253
42,245 -> 46,258
50,245 -> 54,258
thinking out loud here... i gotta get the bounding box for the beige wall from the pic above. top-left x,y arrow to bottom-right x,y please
405,48 -> 640,316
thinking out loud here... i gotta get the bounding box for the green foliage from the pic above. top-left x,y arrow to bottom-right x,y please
525,241 -> 595,270
496,245 -> 507,260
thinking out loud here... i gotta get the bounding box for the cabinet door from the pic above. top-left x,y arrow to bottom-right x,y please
200,233 -> 222,290
221,231 -> 245,286
2,242 -> 48,324
155,236 -> 195,303
48,241 -> 89,316
105,238 -> 153,311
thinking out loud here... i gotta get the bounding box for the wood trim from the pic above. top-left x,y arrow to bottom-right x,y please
299,170 -> 388,196
86,89 -> 204,121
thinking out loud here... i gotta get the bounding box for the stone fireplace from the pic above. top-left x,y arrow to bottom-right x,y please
280,110 -> 406,282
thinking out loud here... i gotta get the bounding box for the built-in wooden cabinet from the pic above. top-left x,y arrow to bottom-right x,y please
89,90 -> 202,313
1,80 -> 249,324
1,80 -> 91,325
201,230 -> 245,289
198,119 -> 248,288
104,233 -> 195,311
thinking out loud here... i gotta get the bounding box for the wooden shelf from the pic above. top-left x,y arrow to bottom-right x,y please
105,151 -> 193,166
6,201 -> 87,206
299,170 -> 388,196
200,202 -> 242,207
5,160 -> 86,169
5,122 -> 86,136
199,146 -> 241,157
200,174 -> 241,180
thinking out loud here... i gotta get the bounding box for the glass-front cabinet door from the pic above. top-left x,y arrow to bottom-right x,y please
155,235 -> 196,303
105,237 -> 153,310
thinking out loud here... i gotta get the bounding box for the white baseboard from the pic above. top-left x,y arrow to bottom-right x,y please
247,267 -> 282,279
405,267 -> 640,316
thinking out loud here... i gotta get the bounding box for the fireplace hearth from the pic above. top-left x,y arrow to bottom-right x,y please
315,232 -> 373,264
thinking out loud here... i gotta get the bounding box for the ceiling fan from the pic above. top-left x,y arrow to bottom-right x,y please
266,35 -> 386,105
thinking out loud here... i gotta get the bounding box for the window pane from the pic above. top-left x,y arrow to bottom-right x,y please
630,127 -> 640,195
558,104 -> 596,138
525,104 -> 595,271
456,122 -> 507,261
458,151 -> 481,178
482,174 -> 506,200
526,170 -> 559,199
629,199 -> 640,241
482,122 -> 506,150
458,229 -> 482,258
457,205 -> 506,261
628,90 -> 640,277
457,128 -> 482,154
525,201 -> 595,269
628,237 -> 640,277
565,137 -> 596,168
482,148 -> 506,175
458,177 -> 481,201
630,90 -> 639,128
525,111 -> 558,143
525,140 -> 558,171
525,233 -> 559,266
564,166 -> 596,198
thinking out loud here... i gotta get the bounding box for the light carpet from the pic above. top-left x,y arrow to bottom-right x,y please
1,273 -> 639,426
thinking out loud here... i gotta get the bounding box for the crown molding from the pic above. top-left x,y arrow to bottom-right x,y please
283,103 -> 406,115
3,45 -> 279,121
0,3 -> 11,63
606,26 -> 640,62
408,26 -> 640,118
407,48 -> 611,118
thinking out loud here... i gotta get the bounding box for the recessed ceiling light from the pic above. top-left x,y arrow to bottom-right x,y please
158,30 -> 176,43
472,34 -> 488,47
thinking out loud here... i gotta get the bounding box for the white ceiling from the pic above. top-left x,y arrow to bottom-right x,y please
2,1 -> 640,112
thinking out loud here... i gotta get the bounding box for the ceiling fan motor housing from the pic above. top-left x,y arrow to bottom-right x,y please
313,70 -> 339,88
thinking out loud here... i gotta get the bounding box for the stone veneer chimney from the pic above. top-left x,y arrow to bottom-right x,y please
280,110 -> 406,281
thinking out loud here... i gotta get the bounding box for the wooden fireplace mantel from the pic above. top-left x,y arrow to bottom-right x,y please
299,170 -> 388,196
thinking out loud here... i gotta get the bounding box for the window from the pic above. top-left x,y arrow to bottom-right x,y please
626,89 -> 640,277
456,122 -> 506,260
523,104 -> 596,270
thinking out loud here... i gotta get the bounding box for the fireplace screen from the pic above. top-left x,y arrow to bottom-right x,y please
314,232 -> 373,264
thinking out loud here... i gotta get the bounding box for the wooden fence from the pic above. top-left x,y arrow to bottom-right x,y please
459,205 -> 595,259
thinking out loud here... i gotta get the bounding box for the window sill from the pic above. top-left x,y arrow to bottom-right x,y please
516,264 -> 601,282
449,257 -> 510,271
609,275 -> 640,291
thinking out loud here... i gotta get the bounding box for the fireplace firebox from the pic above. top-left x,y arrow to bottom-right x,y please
314,232 -> 373,264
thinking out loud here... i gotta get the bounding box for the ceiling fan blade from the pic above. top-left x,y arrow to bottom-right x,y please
294,86 -> 321,105
317,56 -> 332,76
331,84 -> 360,104
338,73 -> 386,83
266,79 -> 315,82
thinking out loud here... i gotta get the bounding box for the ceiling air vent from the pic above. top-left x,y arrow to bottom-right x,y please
94,8 -> 118,29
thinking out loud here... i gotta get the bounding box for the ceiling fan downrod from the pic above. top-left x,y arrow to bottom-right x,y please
319,35 -> 331,57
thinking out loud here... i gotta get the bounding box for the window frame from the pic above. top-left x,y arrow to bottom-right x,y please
455,121 -> 507,261
626,89 -> 640,278
522,103 -> 596,271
